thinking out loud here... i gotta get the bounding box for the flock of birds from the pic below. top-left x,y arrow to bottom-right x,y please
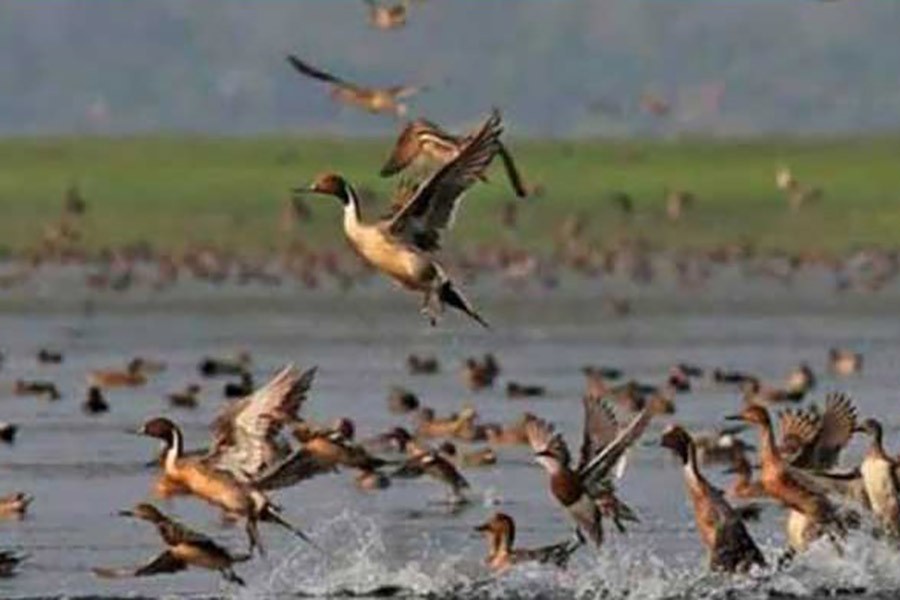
0,341 -> 889,588
0,2 -> 889,594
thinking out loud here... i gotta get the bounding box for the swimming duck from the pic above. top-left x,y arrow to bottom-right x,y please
223,371 -> 254,398
0,550 -> 25,578
740,377 -> 805,407
287,55 -> 423,118
727,397 -> 857,554
484,413 -> 535,446
438,441 -> 497,468
527,397 -> 652,547
828,348 -> 862,377
198,352 -> 251,378
168,384 -> 201,409
692,426 -> 754,467
462,353 -> 500,390
387,386 -> 420,414
93,503 -> 248,585
297,113 -> 503,328
0,492 -> 32,519
13,379 -> 60,401
415,406 -> 476,439
660,425 -> 766,573
380,116 -> 528,198
364,0 -> 407,30
785,363 -> 816,396
0,422 -> 17,444
475,512 -> 583,572
294,421 -> 392,474
506,381 -> 546,399
82,386 -> 109,415
406,354 -> 439,375
36,348 -> 63,364
138,366 -> 322,555
88,358 -> 148,389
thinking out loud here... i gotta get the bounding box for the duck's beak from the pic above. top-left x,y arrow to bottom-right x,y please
117,509 -> 135,518
474,522 -> 490,533
724,414 -> 745,422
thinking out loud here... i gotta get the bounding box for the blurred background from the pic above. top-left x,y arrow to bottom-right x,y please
3,0 -> 900,137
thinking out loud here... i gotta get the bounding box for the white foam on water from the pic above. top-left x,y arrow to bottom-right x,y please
235,511 -> 900,600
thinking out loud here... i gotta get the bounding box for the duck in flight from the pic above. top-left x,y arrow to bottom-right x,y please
286,55 -> 422,118
296,110 -> 506,328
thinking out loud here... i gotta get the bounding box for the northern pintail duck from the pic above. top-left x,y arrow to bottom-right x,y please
392,435 -> 470,504
527,398 -> 652,547
198,352 -> 251,378
387,386 -> 420,414
364,0 -> 408,30
88,358 -> 148,389
463,353 -> 500,390
475,512 -> 583,572
506,381 -> 546,399
168,384 -> 201,409
854,418 -> 900,539
380,116 -> 528,198
407,353 -> 439,375
93,503 -> 249,585
828,348 -> 862,377
36,348 -> 63,364
223,371 -> 254,399
0,492 -> 32,519
740,377 -> 804,407
415,406 -> 477,439
293,419 -> 392,474
484,413 -> 535,446
13,379 -> 60,401
727,397 -> 857,554
287,55 -> 423,117
660,425 -> 766,573
297,111 -> 505,327
0,550 -> 25,578
0,422 -> 17,444
692,426 -> 754,467
138,366 -> 322,555
438,441 -> 497,468
82,386 -> 109,415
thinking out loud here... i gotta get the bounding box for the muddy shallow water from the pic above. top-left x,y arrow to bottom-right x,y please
1,266 -> 900,599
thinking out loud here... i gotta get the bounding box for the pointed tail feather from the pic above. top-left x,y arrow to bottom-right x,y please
439,281 -> 489,328
260,504 -> 324,554
497,142 -> 528,198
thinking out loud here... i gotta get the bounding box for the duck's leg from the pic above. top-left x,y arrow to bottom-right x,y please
245,516 -> 265,557
420,288 -> 439,326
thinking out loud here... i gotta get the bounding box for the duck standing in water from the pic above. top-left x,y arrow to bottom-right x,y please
295,110 -> 506,328
660,425 -> 766,573
93,503 -> 248,585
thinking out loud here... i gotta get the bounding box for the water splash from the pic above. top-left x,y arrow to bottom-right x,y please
238,512 -> 900,600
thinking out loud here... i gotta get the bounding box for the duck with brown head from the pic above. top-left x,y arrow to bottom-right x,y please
660,425 -> 765,573
475,512 -> 583,571
855,418 -> 900,539
295,111 -> 505,329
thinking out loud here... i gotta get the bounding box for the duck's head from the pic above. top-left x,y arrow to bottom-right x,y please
119,502 -> 166,523
137,417 -> 179,443
297,173 -> 351,205
855,418 -> 883,440
387,427 -> 413,452
726,405 -> 771,428
475,512 -> 515,545
660,424 -> 692,464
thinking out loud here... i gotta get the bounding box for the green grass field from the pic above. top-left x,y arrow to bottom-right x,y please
0,135 -> 898,254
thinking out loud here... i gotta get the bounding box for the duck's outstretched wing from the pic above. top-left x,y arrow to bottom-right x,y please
525,417 -> 571,468
387,109 -> 503,248
209,365 -> 316,480
578,396 -> 620,472
579,408 -> 652,485
93,551 -> 186,579
286,55 -> 355,90
251,447 -> 336,491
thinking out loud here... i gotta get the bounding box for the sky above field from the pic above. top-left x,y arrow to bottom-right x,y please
3,1 -> 899,137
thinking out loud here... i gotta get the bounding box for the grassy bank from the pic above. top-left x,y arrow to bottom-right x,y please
0,135 -> 898,254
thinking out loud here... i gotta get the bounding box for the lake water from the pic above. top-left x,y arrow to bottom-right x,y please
1,263 -> 900,599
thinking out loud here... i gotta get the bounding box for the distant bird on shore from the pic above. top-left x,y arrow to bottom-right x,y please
295,110 -> 505,327
286,55 -> 423,118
